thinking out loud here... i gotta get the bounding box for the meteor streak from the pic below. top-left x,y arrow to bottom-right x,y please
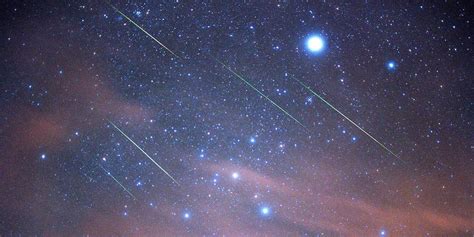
108,120 -> 180,185
290,75 -> 402,160
104,3 -> 305,130
213,57 -> 306,130
99,165 -> 136,199
106,2 -> 181,59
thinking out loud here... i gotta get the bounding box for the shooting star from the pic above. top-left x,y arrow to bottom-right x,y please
103,3 -> 304,130
290,75 -> 402,161
107,120 -> 180,185
213,57 -> 307,130
99,165 -> 136,199
105,2 -> 181,59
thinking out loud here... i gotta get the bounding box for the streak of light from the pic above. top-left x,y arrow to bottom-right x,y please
212,57 -> 307,130
99,165 -> 136,199
290,75 -> 403,161
104,2 -> 305,131
106,2 -> 181,59
107,120 -> 180,185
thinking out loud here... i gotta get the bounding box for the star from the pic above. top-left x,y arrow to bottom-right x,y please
306,35 -> 325,53
232,172 -> 239,179
386,60 -> 397,71
259,206 -> 271,217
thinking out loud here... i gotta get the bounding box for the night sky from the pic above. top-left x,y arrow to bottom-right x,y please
1,1 -> 473,236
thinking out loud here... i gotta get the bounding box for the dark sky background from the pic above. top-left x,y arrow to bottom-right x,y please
0,1 -> 473,236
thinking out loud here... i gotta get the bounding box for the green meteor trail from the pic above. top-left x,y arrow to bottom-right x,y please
105,3 -> 305,131
99,165 -> 136,199
214,58 -> 307,130
106,2 -> 181,59
108,120 -> 180,185
290,75 -> 401,160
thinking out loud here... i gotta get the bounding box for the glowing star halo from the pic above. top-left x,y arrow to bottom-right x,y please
306,35 -> 325,53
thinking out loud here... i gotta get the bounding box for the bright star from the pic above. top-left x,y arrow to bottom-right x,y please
306,35 -> 325,53
260,206 -> 271,217
232,172 -> 239,179
40,154 -> 46,160
183,212 -> 191,219
250,137 -> 256,144
386,60 -> 397,71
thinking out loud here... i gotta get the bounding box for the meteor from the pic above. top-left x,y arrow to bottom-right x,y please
213,57 -> 307,130
290,75 -> 402,161
99,165 -> 136,199
104,3 -> 305,130
104,4 -> 394,158
107,120 -> 180,185
105,2 -> 181,59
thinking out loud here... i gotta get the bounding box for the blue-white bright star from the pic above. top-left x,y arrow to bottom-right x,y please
183,212 -> 191,219
259,206 -> 271,217
232,172 -> 239,179
306,35 -> 325,53
386,60 -> 397,71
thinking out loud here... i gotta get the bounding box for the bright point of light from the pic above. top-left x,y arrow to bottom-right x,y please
40,154 -> 46,160
183,212 -> 190,219
380,229 -> 387,236
306,35 -> 325,52
250,137 -> 256,143
260,206 -> 271,216
386,60 -> 397,70
232,172 -> 239,179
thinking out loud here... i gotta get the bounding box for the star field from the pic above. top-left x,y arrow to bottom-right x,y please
0,1 -> 473,236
